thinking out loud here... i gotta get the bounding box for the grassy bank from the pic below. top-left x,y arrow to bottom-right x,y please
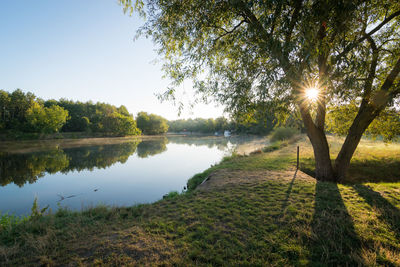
1,135 -> 400,265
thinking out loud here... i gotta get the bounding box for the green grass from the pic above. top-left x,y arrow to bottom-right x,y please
0,135 -> 399,265
298,135 -> 400,183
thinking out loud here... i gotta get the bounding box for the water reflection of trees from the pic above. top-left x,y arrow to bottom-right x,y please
0,150 -> 69,187
0,140 -> 141,187
0,136 -> 265,187
136,137 -> 168,158
62,141 -> 141,172
166,135 -> 263,150
167,136 -> 230,148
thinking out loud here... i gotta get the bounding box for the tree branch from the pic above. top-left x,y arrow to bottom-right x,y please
371,56 -> 400,110
283,0 -> 303,57
335,9 -> 400,62
212,20 -> 246,43
316,20 -> 329,130
269,1 -> 283,36
360,34 -> 378,109
230,0 -> 290,70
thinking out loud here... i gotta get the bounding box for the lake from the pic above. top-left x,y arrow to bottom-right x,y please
0,135 -> 268,215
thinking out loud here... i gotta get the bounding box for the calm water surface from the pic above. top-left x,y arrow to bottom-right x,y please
0,135 -> 268,215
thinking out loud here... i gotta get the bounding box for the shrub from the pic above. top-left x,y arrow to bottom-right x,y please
270,127 -> 298,143
163,191 -> 180,199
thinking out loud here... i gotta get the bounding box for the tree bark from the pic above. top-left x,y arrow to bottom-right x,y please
308,127 -> 334,181
333,105 -> 377,181
299,102 -> 335,181
334,57 -> 400,181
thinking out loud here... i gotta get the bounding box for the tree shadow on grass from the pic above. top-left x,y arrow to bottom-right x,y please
309,181 -> 363,265
346,158 -> 400,183
280,169 -> 297,213
300,157 -> 400,183
353,184 -> 400,241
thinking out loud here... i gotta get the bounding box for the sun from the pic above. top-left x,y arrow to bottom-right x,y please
305,87 -> 319,102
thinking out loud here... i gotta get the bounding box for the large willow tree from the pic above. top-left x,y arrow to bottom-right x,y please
121,0 -> 400,181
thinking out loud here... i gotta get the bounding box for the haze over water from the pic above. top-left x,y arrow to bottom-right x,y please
0,135 -> 268,215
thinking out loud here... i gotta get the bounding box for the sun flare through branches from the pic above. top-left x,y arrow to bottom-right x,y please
305,87 -> 319,102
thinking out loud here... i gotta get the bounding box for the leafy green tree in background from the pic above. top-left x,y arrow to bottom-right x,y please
1,89 -> 141,137
102,112 -> 141,136
121,0 -> 400,181
168,117 -> 233,133
0,89 -> 36,131
45,98 -> 141,135
326,103 -> 400,141
26,102 -> 69,133
136,111 -> 169,135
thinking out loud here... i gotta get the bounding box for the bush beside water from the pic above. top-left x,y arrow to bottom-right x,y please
270,127 -> 298,143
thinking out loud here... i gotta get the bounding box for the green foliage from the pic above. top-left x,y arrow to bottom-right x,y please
0,89 -> 141,137
26,102 -> 69,133
0,89 -> 40,131
326,102 -> 400,142
136,111 -> 168,135
53,99 -> 141,136
121,0 -> 400,180
168,117 -> 228,133
30,197 -> 49,219
270,127 -> 298,143
163,191 -> 180,200
102,112 -> 141,136
186,169 -> 214,192
168,116 -> 274,135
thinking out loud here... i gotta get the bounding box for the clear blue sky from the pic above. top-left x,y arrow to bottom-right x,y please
0,0 -> 223,120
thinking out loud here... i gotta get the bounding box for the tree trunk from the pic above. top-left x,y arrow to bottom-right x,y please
299,101 -> 335,181
334,105 -> 377,181
306,126 -> 335,181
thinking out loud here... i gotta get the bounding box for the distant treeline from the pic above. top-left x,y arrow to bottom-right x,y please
0,89 -> 277,138
168,117 -> 230,134
0,89 -> 141,136
0,89 -> 174,137
168,115 -> 275,135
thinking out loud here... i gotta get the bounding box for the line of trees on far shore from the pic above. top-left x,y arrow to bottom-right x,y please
0,89 -> 143,137
168,115 -> 276,135
0,89 -> 281,138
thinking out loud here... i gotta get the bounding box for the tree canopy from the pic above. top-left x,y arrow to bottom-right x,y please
0,89 -> 141,137
121,0 -> 400,181
136,111 -> 169,135
26,102 -> 69,133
